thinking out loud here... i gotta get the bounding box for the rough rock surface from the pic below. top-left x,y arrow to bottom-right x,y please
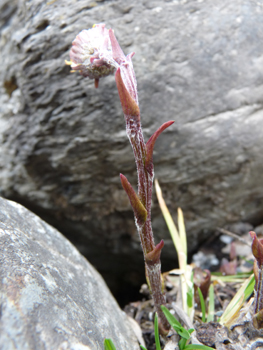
1,0 -> 263,294
0,197 -> 139,350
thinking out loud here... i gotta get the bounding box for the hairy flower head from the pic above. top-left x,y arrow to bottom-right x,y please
66,24 -> 117,87
66,23 -> 138,116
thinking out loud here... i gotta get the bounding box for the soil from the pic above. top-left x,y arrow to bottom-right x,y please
122,227 -> 263,349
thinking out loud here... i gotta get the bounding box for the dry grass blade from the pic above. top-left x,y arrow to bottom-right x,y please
178,207 -> 187,256
154,179 -> 183,257
219,274 -> 255,328
155,179 -> 193,319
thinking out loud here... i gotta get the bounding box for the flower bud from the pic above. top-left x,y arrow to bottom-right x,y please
66,24 -> 117,87
250,231 -> 263,267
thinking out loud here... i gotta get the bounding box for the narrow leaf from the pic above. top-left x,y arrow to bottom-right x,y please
178,207 -> 187,257
145,121 -> 174,175
154,313 -> 162,350
194,268 -> 211,301
108,29 -> 126,64
160,305 -> 182,328
184,345 -> 216,350
115,68 -> 140,117
197,287 -> 206,322
177,326 -> 191,340
219,274 -> 255,327
104,339 -> 117,350
187,290 -> 193,308
120,173 -> 147,227
207,284 -> 215,322
145,240 -> 164,265
250,231 -> 263,266
155,180 -> 184,263
211,272 -> 252,282
179,337 -> 187,350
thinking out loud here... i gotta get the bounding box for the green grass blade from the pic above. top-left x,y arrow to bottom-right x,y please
197,287 -> 206,322
211,272 -> 252,283
207,284 -> 214,322
179,337 -> 187,350
160,305 -> 182,328
154,313 -> 162,350
160,305 -> 191,339
211,271 -> 252,277
184,345 -> 215,350
104,339 -> 117,350
173,324 -> 191,339
187,290 -> 193,309
140,346 -> 147,350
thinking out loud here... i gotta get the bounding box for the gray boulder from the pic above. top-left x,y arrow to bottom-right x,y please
1,0 -> 263,291
0,197 -> 139,350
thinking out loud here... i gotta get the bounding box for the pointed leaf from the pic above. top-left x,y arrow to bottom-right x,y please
108,29 -> 126,65
160,305 -> 182,328
176,326 -> 191,340
250,231 -> 263,266
145,240 -> 164,265
120,173 -> 147,227
194,268 -> 211,301
145,121 -> 174,175
115,68 -> 140,117
109,29 -> 138,104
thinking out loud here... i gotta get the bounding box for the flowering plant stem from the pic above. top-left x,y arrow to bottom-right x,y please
120,106 -> 172,334
67,23 -> 174,333
117,66 -> 173,333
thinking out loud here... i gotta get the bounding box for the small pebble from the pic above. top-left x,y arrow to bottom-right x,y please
192,251 -> 219,270
220,234 -> 233,244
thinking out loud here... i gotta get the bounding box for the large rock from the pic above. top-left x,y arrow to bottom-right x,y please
0,197 -> 139,350
1,0 -> 263,293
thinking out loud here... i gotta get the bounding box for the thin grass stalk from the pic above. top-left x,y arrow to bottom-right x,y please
155,179 -> 194,318
207,284 -> 215,322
